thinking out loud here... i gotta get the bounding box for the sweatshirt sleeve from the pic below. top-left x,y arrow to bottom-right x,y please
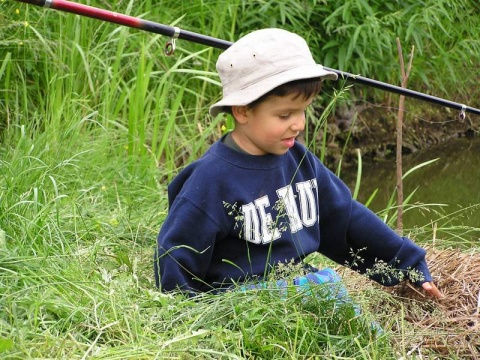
154,196 -> 223,294
316,165 -> 432,287
345,201 -> 432,286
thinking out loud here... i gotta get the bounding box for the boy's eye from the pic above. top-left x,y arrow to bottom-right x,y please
279,113 -> 291,120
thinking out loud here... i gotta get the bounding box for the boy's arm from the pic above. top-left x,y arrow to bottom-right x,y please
155,197 -> 221,294
315,165 -> 435,289
346,206 -> 443,297
345,200 -> 433,286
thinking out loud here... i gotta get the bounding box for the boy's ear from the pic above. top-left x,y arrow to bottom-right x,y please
231,105 -> 249,124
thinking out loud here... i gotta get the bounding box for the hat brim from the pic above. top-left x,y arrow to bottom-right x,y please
209,64 -> 338,117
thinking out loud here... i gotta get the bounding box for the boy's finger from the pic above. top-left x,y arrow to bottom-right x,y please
422,281 -> 444,298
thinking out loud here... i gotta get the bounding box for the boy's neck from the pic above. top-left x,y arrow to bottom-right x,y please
222,132 -> 250,154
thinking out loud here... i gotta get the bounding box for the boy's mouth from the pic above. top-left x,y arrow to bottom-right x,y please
282,137 -> 296,148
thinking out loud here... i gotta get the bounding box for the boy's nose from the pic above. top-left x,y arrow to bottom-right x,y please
291,112 -> 306,131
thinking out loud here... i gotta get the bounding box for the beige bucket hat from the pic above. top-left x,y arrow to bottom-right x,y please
209,28 -> 338,117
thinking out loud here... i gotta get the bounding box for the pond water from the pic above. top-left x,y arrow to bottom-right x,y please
342,136 -> 480,246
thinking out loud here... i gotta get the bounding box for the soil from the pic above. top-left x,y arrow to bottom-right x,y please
314,101 -> 478,169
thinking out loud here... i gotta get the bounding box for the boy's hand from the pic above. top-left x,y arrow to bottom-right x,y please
422,281 -> 444,298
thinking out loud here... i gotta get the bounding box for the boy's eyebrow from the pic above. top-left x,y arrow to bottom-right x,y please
276,107 -> 304,113
275,103 -> 313,112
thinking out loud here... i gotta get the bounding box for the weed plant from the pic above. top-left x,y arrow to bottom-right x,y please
1,0 -> 479,358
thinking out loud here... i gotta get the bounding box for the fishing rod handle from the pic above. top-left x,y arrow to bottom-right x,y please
14,0 -> 232,49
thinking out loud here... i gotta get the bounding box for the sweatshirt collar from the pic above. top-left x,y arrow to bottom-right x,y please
209,136 -> 287,170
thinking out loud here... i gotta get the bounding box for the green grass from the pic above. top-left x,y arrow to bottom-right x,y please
1,0 -> 479,358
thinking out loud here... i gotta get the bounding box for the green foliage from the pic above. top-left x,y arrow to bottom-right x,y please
308,0 -> 480,101
1,0 -> 229,175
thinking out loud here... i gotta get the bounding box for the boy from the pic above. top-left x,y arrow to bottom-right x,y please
154,28 -> 442,298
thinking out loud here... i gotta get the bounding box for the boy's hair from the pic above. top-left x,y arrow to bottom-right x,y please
246,77 -> 322,110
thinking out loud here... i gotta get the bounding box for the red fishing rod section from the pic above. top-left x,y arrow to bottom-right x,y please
15,0 -> 233,49
14,0 -> 480,118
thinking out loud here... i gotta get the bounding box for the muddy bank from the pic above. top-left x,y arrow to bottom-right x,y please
315,102 -> 478,169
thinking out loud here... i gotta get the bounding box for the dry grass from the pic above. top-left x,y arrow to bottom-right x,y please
391,247 -> 480,359
341,246 -> 480,359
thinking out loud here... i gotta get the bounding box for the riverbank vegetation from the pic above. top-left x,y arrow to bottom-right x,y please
1,0 -> 479,358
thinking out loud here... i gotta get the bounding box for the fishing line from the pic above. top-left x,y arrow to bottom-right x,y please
335,99 -> 467,126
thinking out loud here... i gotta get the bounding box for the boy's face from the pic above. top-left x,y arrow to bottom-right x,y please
232,93 -> 313,156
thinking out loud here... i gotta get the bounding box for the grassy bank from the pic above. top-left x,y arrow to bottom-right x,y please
0,87 -> 392,358
1,0 -> 479,358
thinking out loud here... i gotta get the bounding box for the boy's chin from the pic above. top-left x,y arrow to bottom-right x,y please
270,148 -> 290,156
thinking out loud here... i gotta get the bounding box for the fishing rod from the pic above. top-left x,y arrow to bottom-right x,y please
15,0 -> 480,119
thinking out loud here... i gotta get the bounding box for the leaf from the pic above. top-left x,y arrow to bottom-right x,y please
322,40 -> 339,51
356,0 -> 374,17
352,148 -> 362,200
0,338 -> 14,353
0,52 -> 11,83
364,188 -> 379,208
402,158 -> 439,180
347,24 -> 363,64
161,329 -> 209,349
338,44 -> 347,70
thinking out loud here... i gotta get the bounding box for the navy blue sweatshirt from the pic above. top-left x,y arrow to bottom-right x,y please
155,138 -> 432,293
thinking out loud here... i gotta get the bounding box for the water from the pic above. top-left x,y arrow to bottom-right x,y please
342,136 -> 480,245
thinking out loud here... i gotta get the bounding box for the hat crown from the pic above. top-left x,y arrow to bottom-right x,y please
217,29 -> 314,91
